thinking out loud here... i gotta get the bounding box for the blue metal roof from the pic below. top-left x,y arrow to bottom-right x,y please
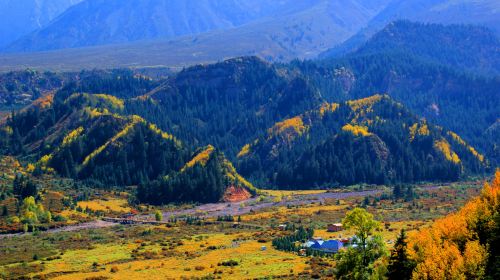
319,240 -> 343,252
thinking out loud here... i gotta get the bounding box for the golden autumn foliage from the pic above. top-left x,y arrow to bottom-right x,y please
62,127 -> 84,146
319,102 -> 339,117
237,143 -> 251,158
39,154 -> 52,164
267,116 -> 307,141
178,145 -> 257,193
347,94 -> 386,113
82,116 -> 143,167
147,123 -> 181,147
347,94 -> 387,125
434,139 -> 460,164
182,145 -> 215,171
1,125 -> 13,136
408,170 -> 500,279
67,93 -> 125,111
447,131 -> 485,162
32,93 -> 54,109
222,157 -> 256,193
342,123 -> 372,137
93,94 -> 125,109
409,122 -> 430,141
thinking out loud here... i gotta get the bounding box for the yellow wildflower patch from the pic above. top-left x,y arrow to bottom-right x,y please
49,233 -> 307,280
260,189 -> 327,197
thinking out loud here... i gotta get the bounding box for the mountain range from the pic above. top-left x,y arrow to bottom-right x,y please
0,53 -> 491,200
1,0 -> 499,71
0,0 -> 82,48
2,0 -> 388,54
320,0 -> 500,57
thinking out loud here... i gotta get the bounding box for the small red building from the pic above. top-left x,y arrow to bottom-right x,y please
327,223 -> 343,232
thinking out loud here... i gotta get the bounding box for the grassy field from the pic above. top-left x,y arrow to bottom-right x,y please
0,180 -> 485,279
77,198 -> 131,214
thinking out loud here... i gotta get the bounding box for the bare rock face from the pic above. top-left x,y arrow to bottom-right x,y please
223,185 -> 252,202
365,134 -> 390,163
334,67 -> 356,93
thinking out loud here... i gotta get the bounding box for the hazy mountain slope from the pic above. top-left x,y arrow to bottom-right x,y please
0,0 -> 390,71
237,95 -> 486,189
320,0 -> 500,57
3,0 -> 324,52
0,0 -> 82,48
352,21 -> 500,75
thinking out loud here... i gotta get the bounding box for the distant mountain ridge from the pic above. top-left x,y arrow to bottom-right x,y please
0,0 -> 391,70
3,0 -> 385,53
320,0 -> 500,58
0,0 -> 82,48
351,20 -> 500,75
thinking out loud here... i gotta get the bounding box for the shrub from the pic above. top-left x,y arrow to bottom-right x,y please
53,214 -> 67,222
220,260 -> 239,267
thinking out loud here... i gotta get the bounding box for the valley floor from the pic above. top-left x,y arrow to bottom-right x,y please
0,181 -> 483,279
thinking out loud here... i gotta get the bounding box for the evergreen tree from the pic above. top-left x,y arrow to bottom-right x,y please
387,229 -> 416,280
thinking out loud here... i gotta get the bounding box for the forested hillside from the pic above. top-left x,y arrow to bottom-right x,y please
2,0 -> 388,60
237,95 -> 485,189
0,70 -> 68,109
0,54 -> 493,195
0,85 -> 255,203
295,22 -> 500,166
138,145 -> 257,204
2,91 -> 187,186
126,57 -> 324,158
